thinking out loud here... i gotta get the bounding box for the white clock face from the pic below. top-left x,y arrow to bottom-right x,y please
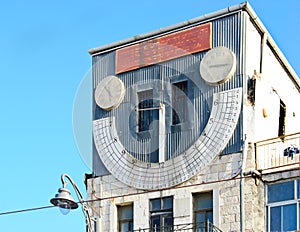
94,75 -> 125,111
200,46 -> 236,85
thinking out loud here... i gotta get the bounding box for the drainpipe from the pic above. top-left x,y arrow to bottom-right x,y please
240,134 -> 248,232
239,28 -> 266,232
260,33 -> 267,75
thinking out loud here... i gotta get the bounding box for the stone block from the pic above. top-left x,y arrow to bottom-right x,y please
174,198 -> 190,217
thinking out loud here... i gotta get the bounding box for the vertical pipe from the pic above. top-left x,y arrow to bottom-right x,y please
239,11 -> 248,232
240,135 -> 248,232
260,33 -> 267,75
95,217 -> 101,232
159,103 -> 166,162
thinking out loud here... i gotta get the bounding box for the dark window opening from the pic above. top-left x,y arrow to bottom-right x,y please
150,196 -> 173,231
118,204 -> 133,232
172,81 -> 188,125
278,99 -> 286,139
193,191 -> 213,231
247,76 -> 256,105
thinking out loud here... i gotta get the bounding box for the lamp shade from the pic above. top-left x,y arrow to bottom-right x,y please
50,188 -> 79,209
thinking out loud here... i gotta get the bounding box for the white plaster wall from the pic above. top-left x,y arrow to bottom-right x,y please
244,15 -> 263,143
244,14 -> 261,77
254,44 -> 300,141
254,75 -> 281,141
244,16 -> 300,142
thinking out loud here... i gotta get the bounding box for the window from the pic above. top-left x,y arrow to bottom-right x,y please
118,204 -> 133,232
172,81 -> 188,125
267,180 -> 300,231
193,191 -> 213,232
278,99 -> 286,139
150,196 -> 173,231
138,90 -> 158,132
247,75 -> 256,105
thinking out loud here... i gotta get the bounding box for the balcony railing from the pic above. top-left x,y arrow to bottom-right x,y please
133,221 -> 222,232
255,132 -> 300,174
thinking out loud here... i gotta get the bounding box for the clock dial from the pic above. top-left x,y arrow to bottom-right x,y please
200,46 -> 236,85
94,75 -> 125,111
93,87 -> 242,190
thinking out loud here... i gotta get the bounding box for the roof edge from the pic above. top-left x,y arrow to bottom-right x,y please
243,3 -> 300,87
88,2 -> 299,85
88,2 -> 248,56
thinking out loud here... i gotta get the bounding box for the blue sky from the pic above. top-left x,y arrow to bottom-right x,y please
0,0 -> 299,231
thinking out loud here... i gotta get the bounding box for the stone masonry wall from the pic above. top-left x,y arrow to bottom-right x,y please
86,144 -> 265,231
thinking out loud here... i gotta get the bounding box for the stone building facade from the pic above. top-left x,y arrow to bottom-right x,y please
86,2 -> 300,231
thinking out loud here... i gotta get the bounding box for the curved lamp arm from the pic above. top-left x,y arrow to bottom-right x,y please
60,174 -> 85,203
51,173 -> 93,232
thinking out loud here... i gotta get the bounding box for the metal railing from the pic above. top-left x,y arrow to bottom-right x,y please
133,221 -> 222,232
255,132 -> 300,173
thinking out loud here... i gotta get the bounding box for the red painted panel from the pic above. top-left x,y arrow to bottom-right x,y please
116,22 -> 212,74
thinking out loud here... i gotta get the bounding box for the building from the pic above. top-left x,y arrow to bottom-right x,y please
86,2 -> 300,231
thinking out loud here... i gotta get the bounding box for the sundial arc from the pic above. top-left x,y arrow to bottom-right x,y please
92,87 -> 242,190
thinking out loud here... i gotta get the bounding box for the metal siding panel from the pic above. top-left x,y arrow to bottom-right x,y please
92,12 -> 246,175
211,12 -> 245,154
92,52 -> 117,175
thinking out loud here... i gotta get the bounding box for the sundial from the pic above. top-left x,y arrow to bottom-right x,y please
92,86 -> 242,190
91,30 -> 241,189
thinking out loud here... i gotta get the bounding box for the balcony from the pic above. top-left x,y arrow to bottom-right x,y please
255,132 -> 300,174
133,221 -> 222,231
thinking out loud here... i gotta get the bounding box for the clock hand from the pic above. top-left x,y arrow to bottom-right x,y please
103,86 -> 113,98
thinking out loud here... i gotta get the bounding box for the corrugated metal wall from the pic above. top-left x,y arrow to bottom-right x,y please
92,11 -> 246,174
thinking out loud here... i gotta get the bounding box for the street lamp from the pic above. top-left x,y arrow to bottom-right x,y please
50,173 -> 93,232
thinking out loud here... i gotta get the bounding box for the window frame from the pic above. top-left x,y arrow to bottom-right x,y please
266,180 -> 300,231
137,89 -> 156,132
172,80 -> 188,125
193,191 -> 213,231
278,99 -> 286,139
169,72 -> 195,132
133,84 -> 161,162
149,196 -> 174,231
117,204 -> 134,232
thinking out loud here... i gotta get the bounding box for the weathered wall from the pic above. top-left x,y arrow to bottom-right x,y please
87,145 -> 266,231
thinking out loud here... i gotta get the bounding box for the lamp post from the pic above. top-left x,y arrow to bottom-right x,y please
50,173 -> 93,232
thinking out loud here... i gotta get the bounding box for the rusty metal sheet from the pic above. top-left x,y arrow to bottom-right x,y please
116,23 -> 212,74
